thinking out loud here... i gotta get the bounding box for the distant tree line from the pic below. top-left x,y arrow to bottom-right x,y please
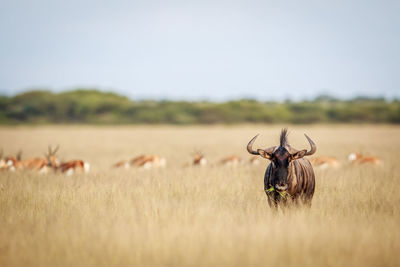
0,89 -> 399,124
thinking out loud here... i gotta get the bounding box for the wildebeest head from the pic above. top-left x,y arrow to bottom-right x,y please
247,129 -> 316,191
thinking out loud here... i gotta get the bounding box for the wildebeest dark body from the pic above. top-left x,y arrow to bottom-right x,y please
247,129 -> 316,209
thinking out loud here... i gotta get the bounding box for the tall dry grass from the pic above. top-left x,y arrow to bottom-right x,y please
0,125 -> 399,267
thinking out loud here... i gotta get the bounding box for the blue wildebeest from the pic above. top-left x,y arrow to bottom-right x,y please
247,129 -> 316,209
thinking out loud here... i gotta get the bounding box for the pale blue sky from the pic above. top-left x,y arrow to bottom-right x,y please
0,0 -> 399,100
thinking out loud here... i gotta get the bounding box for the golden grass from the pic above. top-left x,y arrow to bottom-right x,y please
0,125 -> 399,267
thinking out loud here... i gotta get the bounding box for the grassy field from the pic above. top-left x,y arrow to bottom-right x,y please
0,125 -> 399,267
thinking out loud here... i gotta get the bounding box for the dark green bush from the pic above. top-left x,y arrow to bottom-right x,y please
0,89 -> 398,124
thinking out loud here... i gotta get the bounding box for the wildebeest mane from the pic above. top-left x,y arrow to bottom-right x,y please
280,128 -> 289,147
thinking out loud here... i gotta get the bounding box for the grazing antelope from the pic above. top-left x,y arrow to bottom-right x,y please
193,153 -> 207,166
38,146 -> 90,175
247,128 -> 317,209
4,151 -> 22,171
113,160 -> 130,169
130,155 -> 147,166
249,157 -> 261,165
56,160 -> 90,175
220,155 -> 241,166
190,151 -> 207,167
16,146 -> 60,173
130,155 -> 166,169
348,152 -> 382,165
309,156 -> 340,169
184,152 -> 207,167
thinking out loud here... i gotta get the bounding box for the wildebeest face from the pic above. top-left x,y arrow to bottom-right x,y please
270,147 -> 290,191
258,147 -> 307,191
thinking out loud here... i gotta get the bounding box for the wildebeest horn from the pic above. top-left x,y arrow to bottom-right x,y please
304,134 -> 316,156
247,134 -> 260,155
247,134 -> 275,155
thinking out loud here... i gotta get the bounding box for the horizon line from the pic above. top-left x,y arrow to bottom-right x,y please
0,87 -> 398,102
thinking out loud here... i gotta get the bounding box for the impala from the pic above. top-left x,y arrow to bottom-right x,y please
56,160 -> 90,175
249,157 -> 260,165
14,146 -> 60,173
192,152 -> 207,166
113,160 -> 130,169
220,155 -> 241,166
4,151 -> 22,171
130,155 -> 166,169
309,156 -> 340,169
348,152 -> 382,165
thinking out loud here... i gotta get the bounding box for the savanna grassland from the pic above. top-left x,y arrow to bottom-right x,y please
0,125 -> 399,267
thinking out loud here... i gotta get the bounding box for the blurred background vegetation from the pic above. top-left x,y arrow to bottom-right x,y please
0,89 -> 399,124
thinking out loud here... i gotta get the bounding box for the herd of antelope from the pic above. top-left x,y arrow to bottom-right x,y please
0,146 -> 90,175
309,152 -> 382,169
112,151 -> 382,170
0,145 -> 382,175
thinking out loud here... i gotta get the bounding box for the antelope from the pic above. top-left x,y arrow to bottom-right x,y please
130,155 -> 166,169
220,155 -> 241,166
56,160 -> 90,175
249,157 -> 261,165
192,151 -> 207,166
348,152 -> 382,165
37,146 -> 90,175
4,151 -> 22,171
183,152 -> 207,167
308,156 -> 340,169
130,155 -> 147,166
247,128 -> 317,209
113,160 -> 130,169
17,146 -> 60,173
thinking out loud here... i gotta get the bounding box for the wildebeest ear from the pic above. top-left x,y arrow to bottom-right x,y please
257,149 -> 273,160
290,150 -> 307,160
